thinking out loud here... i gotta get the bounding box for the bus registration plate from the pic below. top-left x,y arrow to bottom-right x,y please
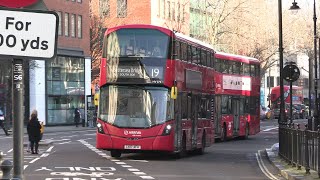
124,145 -> 141,149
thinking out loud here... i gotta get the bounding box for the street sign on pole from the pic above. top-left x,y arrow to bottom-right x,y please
0,7 -> 58,180
0,8 -> 58,59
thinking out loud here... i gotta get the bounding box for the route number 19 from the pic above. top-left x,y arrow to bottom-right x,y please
151,68 -> 160,78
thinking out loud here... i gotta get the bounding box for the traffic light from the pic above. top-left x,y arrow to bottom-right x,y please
283,63 -> 300,82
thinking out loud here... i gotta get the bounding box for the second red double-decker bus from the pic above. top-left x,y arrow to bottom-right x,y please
96,24 -> 215,158
213,52 -> 261,141
270,85 -> 303,119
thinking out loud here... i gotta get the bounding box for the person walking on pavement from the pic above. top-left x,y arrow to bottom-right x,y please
0,109 -> 9,136
74,107 -> 81,127
27,109 -> 41,154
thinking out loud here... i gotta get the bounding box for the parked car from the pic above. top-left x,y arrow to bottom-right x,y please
293,104 -> 308,119
260,106 -> 267,120
271,104 -> 299,120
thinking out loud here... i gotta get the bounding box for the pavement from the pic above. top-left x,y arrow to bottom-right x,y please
266,143 -> 319,180
3,125 -> 97,146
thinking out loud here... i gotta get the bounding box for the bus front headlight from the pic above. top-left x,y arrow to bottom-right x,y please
97,123 -> 105,134
162,124 -> 172,135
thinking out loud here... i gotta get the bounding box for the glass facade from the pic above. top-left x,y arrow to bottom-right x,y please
46,56 -> 85,125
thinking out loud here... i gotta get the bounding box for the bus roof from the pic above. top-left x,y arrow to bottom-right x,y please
105,24 -> 173,36
271,85 -> 302,91
215,51 -> 260,64
105,24 -> 215,52
174,32 -> 214,51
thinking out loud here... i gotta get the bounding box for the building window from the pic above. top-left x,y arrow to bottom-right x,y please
56,11 -> 62,36
162,0 -> 165,18
71,14 -> 76,37
172,2 -> 175,21
157,0 -> 160,17
77,15 -> 82,38
277,76 -> 280,86
117,0 -> 127,18
177,3 -> 180,21
46,56 -> 85,125
64,13 -> 69,37
267,76 -> 274,88
100,0 -> 110,17
304,78 -> 309,87
167,1 -> 170,19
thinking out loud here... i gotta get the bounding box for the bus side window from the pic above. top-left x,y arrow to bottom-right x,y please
181,42 -> 187,61
215,58 -> 221,72
201,49 -> 207,66
250,64 -> 255,77
207,52 -> 211,68
211,53 -> 214,68
256,65 -> 260,77
187,45 -> 192,63
175,41 -> 181,60
221,95 -> 228,114
221,60 -> 229,73
243,64 -> 250,76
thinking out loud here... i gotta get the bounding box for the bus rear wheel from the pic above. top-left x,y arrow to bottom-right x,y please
110,150 -> 121,158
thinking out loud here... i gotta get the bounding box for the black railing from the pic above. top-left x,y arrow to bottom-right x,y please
279,122 -> 320,177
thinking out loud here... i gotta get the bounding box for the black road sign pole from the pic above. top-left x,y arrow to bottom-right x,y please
12,59 -> 24,180
290,81 -> 293,123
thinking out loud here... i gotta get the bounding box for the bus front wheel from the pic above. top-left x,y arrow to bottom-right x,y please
110,150 -> 121,158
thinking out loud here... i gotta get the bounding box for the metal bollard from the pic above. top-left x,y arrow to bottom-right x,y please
0,160 -> 13,180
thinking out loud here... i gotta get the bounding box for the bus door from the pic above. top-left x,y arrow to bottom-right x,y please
174,92 -> 182,151
215,96 -> 222,136
232,97 -> 240,135
191,94 -> 198,148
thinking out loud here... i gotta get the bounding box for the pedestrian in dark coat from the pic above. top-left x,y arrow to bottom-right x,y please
27,109 -> 41,154
74,108 -> 80,127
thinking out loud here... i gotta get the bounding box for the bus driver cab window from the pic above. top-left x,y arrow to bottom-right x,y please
152,40 -> 161,56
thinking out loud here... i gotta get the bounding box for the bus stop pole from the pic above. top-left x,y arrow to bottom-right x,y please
12,58 -> 24,180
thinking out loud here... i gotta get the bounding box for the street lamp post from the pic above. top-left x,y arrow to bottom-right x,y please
287,0 -> 317,130
278,0 -> 285,123
313,0 -> 318,130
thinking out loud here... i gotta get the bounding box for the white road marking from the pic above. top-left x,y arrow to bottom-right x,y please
7,148 -> 13,153
40,153 -> 50,157
129,160 -> 149,163
57,141 -> 72,145
29,157 -> 41,164
140,176 -> 155,179
46,146 -> 54,152
79,140 -> 155,180
24,165 -> 28,170
256,150 -> 279,180
263,127 -> 278,132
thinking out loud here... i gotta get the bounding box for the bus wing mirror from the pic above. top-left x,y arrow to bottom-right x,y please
171,87 -> 177,99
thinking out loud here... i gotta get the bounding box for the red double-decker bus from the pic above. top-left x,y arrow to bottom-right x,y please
270,85 -> 303,119
96,24 -> 215,158
270,85 -> 303,105
213,52 -> 261,141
